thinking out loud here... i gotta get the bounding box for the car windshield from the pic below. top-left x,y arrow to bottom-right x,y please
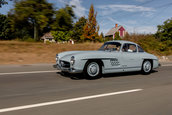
99,42 -> 121,51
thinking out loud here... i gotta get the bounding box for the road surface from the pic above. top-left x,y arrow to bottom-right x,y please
0,63 -> 172,115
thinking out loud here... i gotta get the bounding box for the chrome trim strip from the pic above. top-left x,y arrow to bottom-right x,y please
104,66 -> 141,70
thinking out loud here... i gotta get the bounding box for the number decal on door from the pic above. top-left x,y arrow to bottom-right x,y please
110,58 -> 120,66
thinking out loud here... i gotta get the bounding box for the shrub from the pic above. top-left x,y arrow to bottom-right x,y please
51,31 -> 71,42
123,33 -> 172,56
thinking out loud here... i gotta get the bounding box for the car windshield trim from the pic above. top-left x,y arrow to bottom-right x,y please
99,42 -> 121,51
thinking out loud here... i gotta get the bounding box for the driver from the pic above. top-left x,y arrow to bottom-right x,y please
117,45 -> 121,51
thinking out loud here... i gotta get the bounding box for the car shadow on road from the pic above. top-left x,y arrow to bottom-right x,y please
57,70 -> 158,80
102,70 -> 158,78
57,72 -> 85,80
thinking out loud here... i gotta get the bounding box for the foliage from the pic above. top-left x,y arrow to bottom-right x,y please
51,31 -> 71,42
98,32 -> 104,42
104,36 -> 113,42
9,0 -> 54,41
100,32 -> 104,38
0,0 -> 7,7
51,5 -> 75,31
0,14 -> 12,39
114,32 -> 121,40
21,37 -> 37,42
154,18 -> 172,55
72,16 -> 87,41
81,4 -> 99,42
123,34 -> 172,56
0,0 -> 9,7
155,18 -> 172,42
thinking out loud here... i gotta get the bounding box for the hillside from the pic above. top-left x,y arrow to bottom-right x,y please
0,40 -> 171,65
0,41 -> 102,65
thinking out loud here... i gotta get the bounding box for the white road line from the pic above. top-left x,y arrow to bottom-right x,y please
0,70 -> 59,76
0,89 -> 143,113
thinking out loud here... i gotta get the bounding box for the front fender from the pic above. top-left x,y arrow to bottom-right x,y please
73,59 -> 87,72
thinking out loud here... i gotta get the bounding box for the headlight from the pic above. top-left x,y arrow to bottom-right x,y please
56,54 -> 59,62
70,56 -> 75,66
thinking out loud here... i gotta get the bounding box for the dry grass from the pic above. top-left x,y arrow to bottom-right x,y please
0,41 -> 103,65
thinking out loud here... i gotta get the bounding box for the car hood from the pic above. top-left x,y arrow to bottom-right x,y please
58,51 -> 88,58
58,50 -> 119,62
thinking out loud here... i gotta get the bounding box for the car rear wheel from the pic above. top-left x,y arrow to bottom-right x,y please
85,61 -> 102,79
142,60 -> 152,74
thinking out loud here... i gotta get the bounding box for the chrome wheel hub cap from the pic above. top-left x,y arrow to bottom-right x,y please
87,62 -> 99,77
143,61 -> 151,72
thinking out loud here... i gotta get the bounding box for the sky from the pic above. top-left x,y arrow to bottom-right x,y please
0,0 -> 172,34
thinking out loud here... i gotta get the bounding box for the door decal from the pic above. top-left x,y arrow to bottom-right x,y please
110,58 -> 120,66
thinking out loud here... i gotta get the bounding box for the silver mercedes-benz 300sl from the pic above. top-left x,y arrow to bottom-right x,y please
54,40 -> 159,79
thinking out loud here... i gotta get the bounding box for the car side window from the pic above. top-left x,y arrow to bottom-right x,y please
122,43 -> 137,53
138,45 -> 144,52
99,42 -> 121,52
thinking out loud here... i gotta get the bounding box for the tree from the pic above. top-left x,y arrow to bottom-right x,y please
51,5 -> 75,31
81,4 -> 99,42
51,31 -> 71,42
0,14 -> 12,39
0,0 -> 11,7
8,12 -> 33,40
9,0 -> 54,41
72,16 -> 87,41
99,32 -> 104,42
114,32 -> 121,40
155,18 -> 172,42
100,32 -> 104,38
0,0 -> 7,7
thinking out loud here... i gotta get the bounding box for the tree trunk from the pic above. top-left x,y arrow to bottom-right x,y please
34,22 -> 39,41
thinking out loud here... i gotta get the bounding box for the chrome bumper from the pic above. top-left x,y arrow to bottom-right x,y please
53,64 -> 82,73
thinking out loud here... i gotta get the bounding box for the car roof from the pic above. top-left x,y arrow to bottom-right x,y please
106,40 -> 137,45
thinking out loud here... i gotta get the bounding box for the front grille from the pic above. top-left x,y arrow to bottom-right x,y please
60,60 -> 70,68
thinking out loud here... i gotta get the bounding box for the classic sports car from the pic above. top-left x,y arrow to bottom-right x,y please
54,40 -> 159,79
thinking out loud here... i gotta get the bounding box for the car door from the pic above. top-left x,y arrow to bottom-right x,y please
121,43 -> 142,72
102,42 -> 123,74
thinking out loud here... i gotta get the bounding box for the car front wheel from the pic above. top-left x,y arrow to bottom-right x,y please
85,61 -> 102,79
142,60 -> 152,74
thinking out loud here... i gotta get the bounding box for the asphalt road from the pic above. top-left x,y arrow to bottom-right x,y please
0,64 -> 172,115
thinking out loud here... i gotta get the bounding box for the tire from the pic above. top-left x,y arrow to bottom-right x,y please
61,71 -> 69,76
84,61 -> 102,79
142,60 -> 152,74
